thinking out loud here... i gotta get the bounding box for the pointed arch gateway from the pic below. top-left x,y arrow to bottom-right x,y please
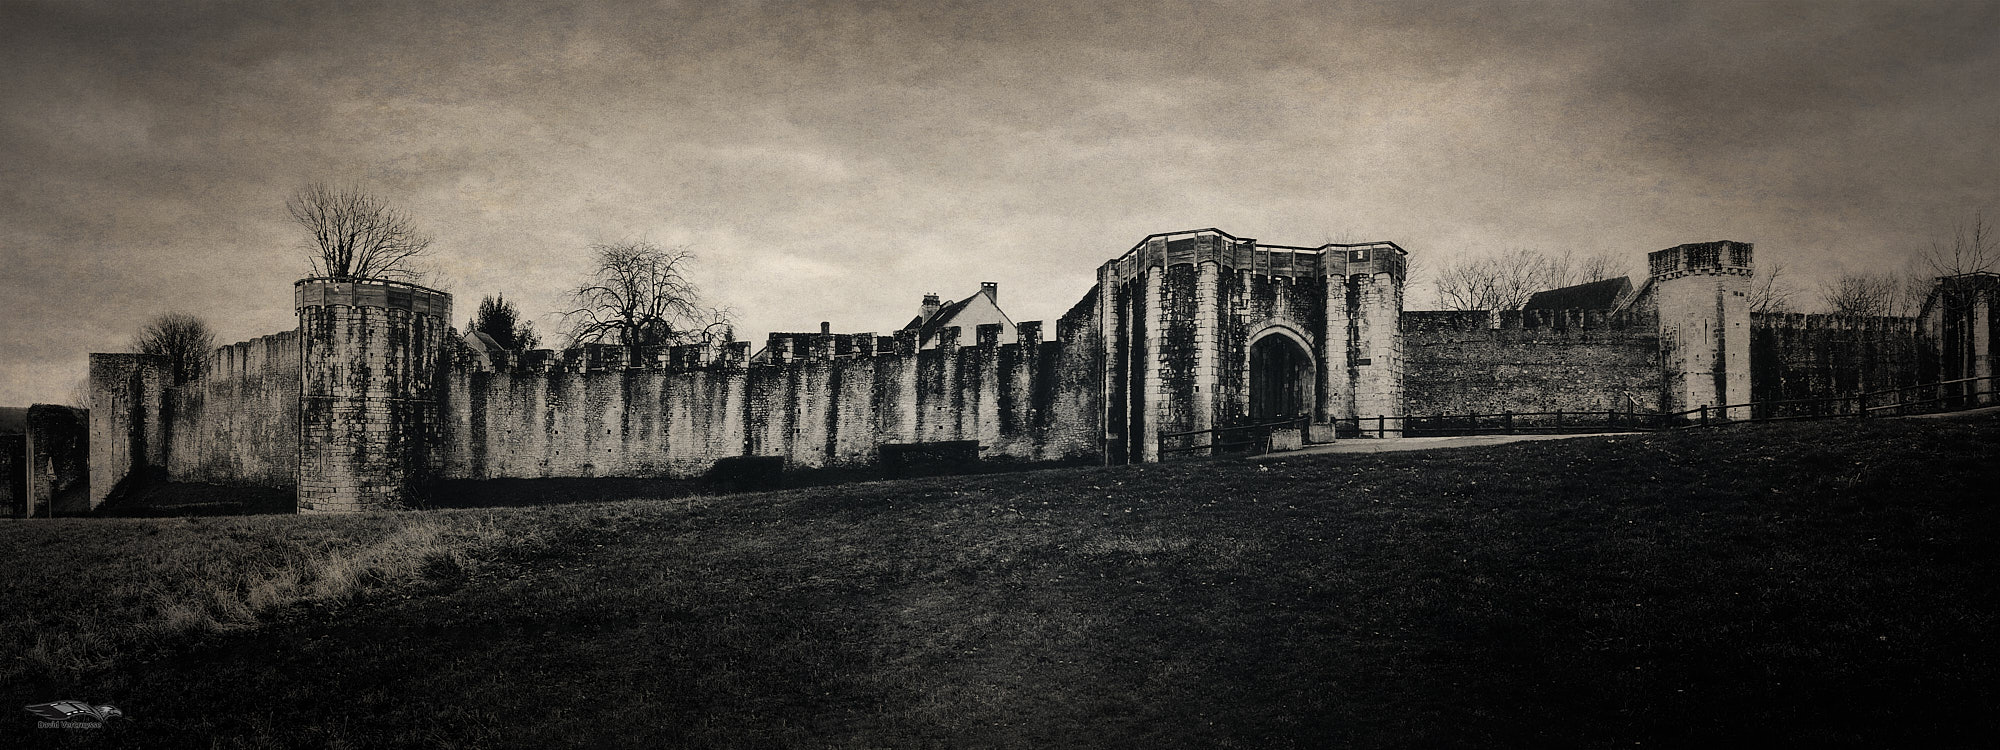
1246,326 -> 1315,421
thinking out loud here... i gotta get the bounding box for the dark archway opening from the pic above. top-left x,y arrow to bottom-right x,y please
1249,334 -> 1313,420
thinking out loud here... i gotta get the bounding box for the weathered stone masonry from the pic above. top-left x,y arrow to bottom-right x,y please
442,320 -> 1102,479
79,231 -> 1991,514
1923,272 -> 1999,405
1098,229 -> 1409,460
1403,309 -> 1661,421
295,279 -> 452,513
1645,241 -> 1754,417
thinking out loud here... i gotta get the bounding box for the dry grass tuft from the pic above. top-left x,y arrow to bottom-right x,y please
3,514 -> 512,686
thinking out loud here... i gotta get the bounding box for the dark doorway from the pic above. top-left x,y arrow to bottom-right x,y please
1249,334 -> 1312,420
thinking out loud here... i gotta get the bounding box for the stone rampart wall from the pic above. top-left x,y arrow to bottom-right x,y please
441,321 -> 1101,480
1750,313 -> 1923,404
1404,309 -> 1663,418
165,331 -> 301,487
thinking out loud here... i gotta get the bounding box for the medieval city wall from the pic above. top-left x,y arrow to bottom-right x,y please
92,317 -> 1105,498
1750,313 -> 1923,406
87,353 -> 167,509
1403,309 -> 1663,419
165,331 -> 301,487
440,321 -> 1102,481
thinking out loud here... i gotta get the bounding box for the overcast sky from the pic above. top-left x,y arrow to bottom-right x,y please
4,0 -> 1998,406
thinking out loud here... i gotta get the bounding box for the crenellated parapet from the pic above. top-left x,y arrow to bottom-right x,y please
1647,241 -> 1753,280
437,315 -> 1095,481
751,322 -> 1049,368
1097,228 -> 1407,286
1405,309 -> 1659,335
1752,312 -> 1919,335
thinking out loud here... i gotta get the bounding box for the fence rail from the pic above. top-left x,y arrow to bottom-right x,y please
1162,375 -> 1996,451
1158,416 -> 1311,458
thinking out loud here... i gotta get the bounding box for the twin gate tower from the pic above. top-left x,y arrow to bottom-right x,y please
1092,229 -> 1409,462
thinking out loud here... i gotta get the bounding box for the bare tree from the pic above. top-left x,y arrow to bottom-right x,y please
287,182 -> 435,282
1820,273 -> 1904,317
1918,210 -> 1997,278
1747,262 -> 1796,314
67,375 -> 93,411
133,312 -> 215,385
1555,249 -> 1625,289
467,294 -> 540,350
1433,248 -> 1619,311
563,241 -> 732,348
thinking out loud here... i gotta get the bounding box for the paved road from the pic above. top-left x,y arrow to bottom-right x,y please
1903,404 -> 2000,420
1254,403 -> 1999,460
1260,431 -> 1640,459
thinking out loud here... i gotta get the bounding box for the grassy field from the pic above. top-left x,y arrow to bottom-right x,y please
3,412 -> 1997,748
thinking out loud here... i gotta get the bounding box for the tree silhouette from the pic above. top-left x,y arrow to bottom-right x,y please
287,182 -> 435,282
133,312 -> 215,385
468,294 -> 540,350
563,241 -> 731,348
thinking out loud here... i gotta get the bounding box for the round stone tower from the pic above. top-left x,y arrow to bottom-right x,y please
294,278 -> 452,513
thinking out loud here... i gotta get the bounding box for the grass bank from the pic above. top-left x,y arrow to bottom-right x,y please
3,413 -> 1997,747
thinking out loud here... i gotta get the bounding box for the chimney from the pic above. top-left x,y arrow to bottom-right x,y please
921,293 -> 942,321
980,282 -> 998,305
820,321 -> 831,335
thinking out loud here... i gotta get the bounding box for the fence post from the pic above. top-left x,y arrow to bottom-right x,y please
1376,414 -> 1385,438
1699,405 -> 1708,427
1504,411 -> 1514,434
1555,409 -> 1564,432
1606,409 -> 1615,430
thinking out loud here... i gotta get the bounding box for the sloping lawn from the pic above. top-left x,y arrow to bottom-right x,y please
3,413 -> 1996,747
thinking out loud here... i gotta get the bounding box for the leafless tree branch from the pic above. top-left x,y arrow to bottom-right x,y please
1918,210 -> 1998,278
1819,272 -> 1907,317
1748,263 -> 1796,314
1432,247 -> 1623,311
286,182 -> 435,282
563,241 -> 731,348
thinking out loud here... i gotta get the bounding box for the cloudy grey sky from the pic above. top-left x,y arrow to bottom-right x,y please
4,0 -> 1998,405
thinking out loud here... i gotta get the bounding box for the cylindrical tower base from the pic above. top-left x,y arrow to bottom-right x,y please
294,278 -> 451,513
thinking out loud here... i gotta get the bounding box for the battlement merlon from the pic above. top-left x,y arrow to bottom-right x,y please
1648,241 -> 1754,280
294,277 -> 453,317
1096,228 -> 1408,285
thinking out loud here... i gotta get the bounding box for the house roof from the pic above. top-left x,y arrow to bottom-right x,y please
1524,276 -> 1633,311
911,294 -> 978,341
901,286 -> 1011,344
463,330 -> 505,351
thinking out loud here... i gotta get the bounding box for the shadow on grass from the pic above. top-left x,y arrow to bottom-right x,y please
94,456 -> 1100,516
93,474 -> 298,517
